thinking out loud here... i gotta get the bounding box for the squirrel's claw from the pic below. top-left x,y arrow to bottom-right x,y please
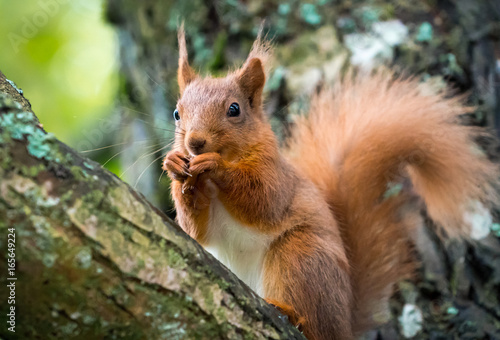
164,150 -> 191,181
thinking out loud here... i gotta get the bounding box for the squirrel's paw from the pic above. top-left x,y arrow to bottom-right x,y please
163,151 -> 191,182
265,298 -> 306,332
188,152 -> 223,175
182,152 -> 223,193
192,179 -> 219,210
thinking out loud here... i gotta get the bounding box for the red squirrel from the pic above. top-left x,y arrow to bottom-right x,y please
162,27 -> 499,340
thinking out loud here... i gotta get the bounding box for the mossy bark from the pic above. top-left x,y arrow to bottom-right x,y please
0,73 -> 305,340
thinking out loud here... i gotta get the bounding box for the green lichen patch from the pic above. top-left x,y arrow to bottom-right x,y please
166,248 -> 187,269
490,223 -> 500,237
0,108 -> 60,162
416,22 -> 433,42
300,4 -> 321,26
27,131 -> 54,159
42,252 -> 58,268
6,78 -> 23,94
83,161 -> 95,170
447,306 -> 459,316
70,165 -> 89,180
82,189 -> 105,206
73,247 -> 93,269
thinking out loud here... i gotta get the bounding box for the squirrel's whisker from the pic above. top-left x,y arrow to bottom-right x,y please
120,144 -> 170,178
134,152 -> 167,188
102,142 -> 163,167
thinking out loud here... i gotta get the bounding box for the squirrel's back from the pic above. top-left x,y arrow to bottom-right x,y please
285,71 -> 499,334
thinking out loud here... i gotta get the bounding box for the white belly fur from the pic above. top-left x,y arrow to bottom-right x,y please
205,199 -> 271,296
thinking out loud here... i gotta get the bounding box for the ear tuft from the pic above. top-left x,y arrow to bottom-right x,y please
238,58 -> 265,108
177,23 -> 196,95
246,24 -> 273,74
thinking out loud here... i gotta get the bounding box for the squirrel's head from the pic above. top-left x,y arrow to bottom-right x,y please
172,25 -> 272,161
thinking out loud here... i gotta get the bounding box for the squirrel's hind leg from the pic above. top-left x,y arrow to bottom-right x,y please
263,225 -> 354,340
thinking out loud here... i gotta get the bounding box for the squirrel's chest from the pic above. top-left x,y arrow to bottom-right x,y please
204,199 -> 271,296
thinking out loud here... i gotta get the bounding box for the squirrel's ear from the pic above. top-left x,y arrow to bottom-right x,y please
238,58 -> 265,108
177,24 -> 196,95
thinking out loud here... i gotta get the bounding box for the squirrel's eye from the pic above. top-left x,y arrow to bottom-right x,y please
227,103 -> 240,117
173,109 -> 180,121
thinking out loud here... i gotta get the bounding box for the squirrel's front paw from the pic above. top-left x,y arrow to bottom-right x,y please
182,153 -> 223,193
189,152 -> 223,175
163,150 -> 191,182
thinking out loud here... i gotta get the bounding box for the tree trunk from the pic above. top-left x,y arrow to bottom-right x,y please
0,73 -> 305,339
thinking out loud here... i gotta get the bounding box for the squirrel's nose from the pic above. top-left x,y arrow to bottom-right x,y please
187,136 -> 207,155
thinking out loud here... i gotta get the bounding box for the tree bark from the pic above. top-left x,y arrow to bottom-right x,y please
0,73 -> 305,339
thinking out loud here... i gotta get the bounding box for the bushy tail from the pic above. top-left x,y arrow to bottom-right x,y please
285,72 -> 498,334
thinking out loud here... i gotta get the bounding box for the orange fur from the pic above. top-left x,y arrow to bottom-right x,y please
163,28 -> 499,339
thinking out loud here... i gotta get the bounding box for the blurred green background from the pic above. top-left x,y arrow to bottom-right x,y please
0,0 -> 117,147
